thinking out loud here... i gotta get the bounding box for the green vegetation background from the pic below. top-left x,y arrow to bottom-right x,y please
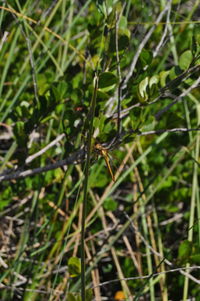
0,0 -> 200,300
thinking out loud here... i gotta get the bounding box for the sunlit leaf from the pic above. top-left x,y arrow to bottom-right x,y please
138,76 -> 149,102
179,50 -> 193,70
159,70 -> 170,87
68,257 -> 81,277
149,75 -> 159,89
103,198 -> 118,211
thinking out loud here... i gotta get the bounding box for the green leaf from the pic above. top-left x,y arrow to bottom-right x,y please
179,50 -> 193,70
140,49 -> 153,68
159,70 -> 170,87
93,117 -> 100,128
50,81 -> 69,103
99,115 -> 107,133
178,240 -> 192,260
108,28 -> 130,53
89,171 -> 108,187
66,293 -> 77,301
119,16 -> 128,29
96,0 -> 107,17
149,75 -> 159,89
37,73 -> 50,95
0,186 -> 12,210
86,289 -> 93,301
192,25 -> 200,56
14,121 -> 24,136
165,111 -> 185,128
13,121 -> 27,147
190,254 -> 200,264
149,75 -> 159,98
169,66 -> 182,81
0,199 -> 11,210
98,72 -> 118,88
122,132 -> 138,144
97,89 -> 109,101
193,24 -> 200,43
51,86 -> 61,102
138,76 -> 149,102
118,28 -> 130,50
103,198 -> 118,211
143,115 -> 156,131
56,81 -> 68,99
68,257 -> 81,277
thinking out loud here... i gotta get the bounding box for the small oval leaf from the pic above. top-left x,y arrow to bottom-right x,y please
109,28 -> 130,52
68,257 -> 81,277
178,240 -> 192,259
179,50 -> 193,70
149,75 -> 159,89
98,72 -> 118,89
159,70 -> 170,87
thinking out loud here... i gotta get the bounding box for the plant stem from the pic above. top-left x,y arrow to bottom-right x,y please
81,74 -> 98,301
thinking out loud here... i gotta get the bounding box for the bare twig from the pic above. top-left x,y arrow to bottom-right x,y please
125,212 -> 200,286
92,266 -> 200,289
0,31 -> 9,51
122,0 -> 171,89
0,148 -> 84,182
6,2 -> 39,105
138,127 -> 200,136
0,285 -> 63,296
26,133 -> 65,164
159,213 -> 183,225
125,212 -> 172,266
110,64 -> 200,120
153,0 -> 172,57
1,265 -> 200,296
155,76 -> 200,119
115,6 -> 125,137
1,127 -> 200,183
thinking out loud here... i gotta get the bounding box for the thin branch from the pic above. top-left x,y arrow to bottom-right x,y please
81,74 -> 98,301
122,0 -> 171,89
155,76 -> 200,119
153,0 -> 172,57
6,3 -> 39,105
115,6 -> 124,137
1,265 -> 200,296
92,266 -> 200,289
0,285 -> 63,296
109,65 -> 200,121
95,209 -> 200,289
25,133 -> 65,164
124,212 -> 200,287
138,127 -> 200,136
0,31 -> 9,51
159,213 -> 183,225
125,213 -> 172,265
0,127 -> 200,183
0,148 -> 84,182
